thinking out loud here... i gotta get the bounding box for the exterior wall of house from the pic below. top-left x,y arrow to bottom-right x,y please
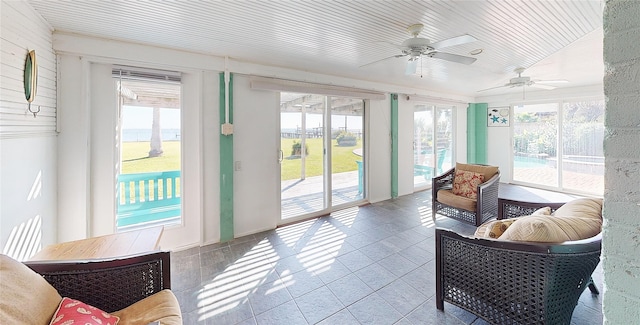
0,1 -> 57,260
602,1 -> 640,323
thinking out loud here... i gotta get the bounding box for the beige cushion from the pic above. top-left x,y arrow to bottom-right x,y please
474,218 -> 518,238
499,215 -> 602,242
532,206 -> 552,216
112,289 -> 182,325
437,189 -> 476,212
0,255 -> 62,324
553,197 -> 603,220
456,162 -> 499,182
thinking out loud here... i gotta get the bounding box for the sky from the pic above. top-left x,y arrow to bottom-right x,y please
121,106 -> 181,129
281,112 -> 362,131
122,106 -> 362,131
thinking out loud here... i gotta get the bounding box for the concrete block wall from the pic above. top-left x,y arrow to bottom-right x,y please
602,1 -> 640,324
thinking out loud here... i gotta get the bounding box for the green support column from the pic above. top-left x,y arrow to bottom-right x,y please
391,94 -> 399,198
467,103 -> 488,164
220,73 -> 234,242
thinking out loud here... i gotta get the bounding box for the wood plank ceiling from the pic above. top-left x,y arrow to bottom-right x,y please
27,0 -> 603,97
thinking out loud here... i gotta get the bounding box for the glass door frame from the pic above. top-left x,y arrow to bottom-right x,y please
279,93 -> 367,224
412,103 -> 456,191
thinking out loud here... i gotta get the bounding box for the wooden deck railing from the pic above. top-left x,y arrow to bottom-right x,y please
116,171 -> 181,229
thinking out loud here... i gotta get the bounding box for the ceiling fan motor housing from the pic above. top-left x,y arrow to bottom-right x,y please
510,76 -> 531,86
401,37 -> 433,56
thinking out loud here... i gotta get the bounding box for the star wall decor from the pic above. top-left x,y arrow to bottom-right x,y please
488,107 -> 510,127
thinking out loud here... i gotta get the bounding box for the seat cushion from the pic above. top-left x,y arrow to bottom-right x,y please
474,207 -> 552,239
452,170 -> 484,199
111,289 -> 182,325
0,255 -> 62,324
456,162 -> 499,181
499,215 -> 602,242
437,189 -> 476,212
553,197 -> 603,220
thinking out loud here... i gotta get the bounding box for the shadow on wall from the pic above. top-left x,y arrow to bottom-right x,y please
3,170 -> 44,261
2,215 -> 42,261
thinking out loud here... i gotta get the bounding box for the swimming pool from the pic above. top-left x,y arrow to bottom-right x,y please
514,156 -> 548,168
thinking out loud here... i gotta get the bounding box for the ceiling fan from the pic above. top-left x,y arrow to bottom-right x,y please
361,23 -> 478,76
478,67 -> 569,92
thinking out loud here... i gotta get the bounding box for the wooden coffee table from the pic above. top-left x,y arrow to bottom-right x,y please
29,226 -> 164,261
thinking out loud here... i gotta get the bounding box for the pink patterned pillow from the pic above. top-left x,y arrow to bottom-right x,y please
49,297 -> 119,325
452,170 -> 484,199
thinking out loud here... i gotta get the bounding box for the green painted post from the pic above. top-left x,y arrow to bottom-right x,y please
467,103 -> 488,164
391,94 -> 399,198
220,73 -> 234,242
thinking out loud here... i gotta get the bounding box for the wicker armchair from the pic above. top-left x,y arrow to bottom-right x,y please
432,163 -> 500,226
24,251 -> 172,313
435,228 -> 601,325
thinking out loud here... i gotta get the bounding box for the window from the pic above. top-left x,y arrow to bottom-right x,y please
413,104 -> 454,189
512,100 -> 604,195
114,67 -> 183,231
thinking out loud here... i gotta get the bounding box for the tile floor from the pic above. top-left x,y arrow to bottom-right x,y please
171,190 -> 603,324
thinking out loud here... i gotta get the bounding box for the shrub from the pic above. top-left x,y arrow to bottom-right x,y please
336,132 -> 357,146
291,141 -> 309,156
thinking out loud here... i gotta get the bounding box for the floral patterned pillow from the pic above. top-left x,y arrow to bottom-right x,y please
452,170 -> 485,199
49,297 -> 119,325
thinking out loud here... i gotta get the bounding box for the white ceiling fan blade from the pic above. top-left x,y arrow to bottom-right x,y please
431,34 -> 477,50
405,59 -> 418,75
360,54 -> 406,68
530,83 -> 557,90
477,84 -> 509,92
429,52 -> 477,65
534,79 -> 569,84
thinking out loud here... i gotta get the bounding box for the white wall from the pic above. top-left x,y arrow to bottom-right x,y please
232,75 -> 280,237
602,1 -> 640,323
366,96 -> 392,203
0,1 -> 57,260
397,95 -> 415,196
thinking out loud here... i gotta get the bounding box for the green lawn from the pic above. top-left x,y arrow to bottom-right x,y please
121,141 -> 181,174
281,138 -> 361,181
121,139 -> 361,181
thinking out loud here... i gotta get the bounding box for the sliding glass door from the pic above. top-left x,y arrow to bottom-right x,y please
413,104 -> 454,189
512,100 -> 604,195
280,93 -> 365,221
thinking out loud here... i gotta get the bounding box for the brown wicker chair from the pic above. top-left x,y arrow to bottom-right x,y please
435,227 -> 601,325
24,251 -> 172,313
432,164 -> 500,226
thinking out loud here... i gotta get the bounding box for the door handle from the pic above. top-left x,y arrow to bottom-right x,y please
278,150 -> 284,163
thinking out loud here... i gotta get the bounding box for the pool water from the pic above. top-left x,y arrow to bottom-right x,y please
514,156 -> 548,168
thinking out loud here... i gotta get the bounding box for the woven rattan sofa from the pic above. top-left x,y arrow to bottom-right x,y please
432,163 -> 500,226
1,251 -> 182,324
435,198 -> 602,325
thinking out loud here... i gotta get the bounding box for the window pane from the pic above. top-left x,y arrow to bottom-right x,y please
414,106 -> 434,187
512,103 -> 558,187
436,107 -> 453,173
561,100 -> 604,195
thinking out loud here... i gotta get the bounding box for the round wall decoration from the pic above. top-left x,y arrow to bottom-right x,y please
23,50 -> 39,117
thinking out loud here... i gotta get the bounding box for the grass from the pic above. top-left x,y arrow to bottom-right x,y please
281,138 -> 361,181
121,139 -> 361,181
121,141 -> 181,174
